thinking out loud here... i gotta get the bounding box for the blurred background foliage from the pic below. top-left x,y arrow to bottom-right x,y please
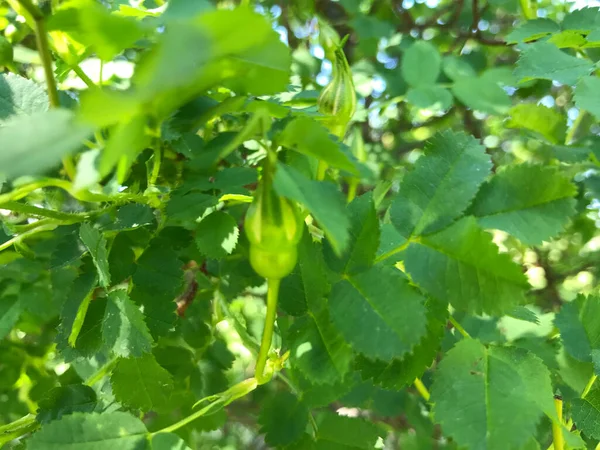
2,0 -> 600,448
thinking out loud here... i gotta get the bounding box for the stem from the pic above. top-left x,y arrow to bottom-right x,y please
316,160 -> 328,181
150,146 -> 162,186
0,201 -> 91,221
565,110 -> 587,145
449,315 -> 471,339
71,64 -> 95,88
84,357 -> 119,386
519,0 -> 535,19
551,397 -> 565,450
255,278 -> 280,384
414,378 -> 431,401
0,223 -> 57,252
581,374 -> 597,398
373,238 -> 414,264
346,179 -> 358,203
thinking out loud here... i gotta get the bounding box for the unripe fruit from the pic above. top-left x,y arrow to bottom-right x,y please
245,183 -> 303,280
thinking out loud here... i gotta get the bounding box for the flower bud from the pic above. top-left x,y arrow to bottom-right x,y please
317,46 -> 356,138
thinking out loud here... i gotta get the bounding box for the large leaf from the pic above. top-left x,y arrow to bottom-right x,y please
571,387 -> 600,440
355,298 -> 447,390
102,290 -> 153,357
514,41 -> 593,85
273,163 -> 350,255
390,130 -> 491,239
469,165 -> 577,244
574,76 -> 600,120
194,211 -> 239,259
258,392 -> 309,448
328,265 -> 427,361
0,109 -> 92,179
404,217 -> 529,315
110,354 -> 174,413
289,300 -> 353,385
27,412 -> 148,449
431,339 -> 555,450
0,73 -> 48,124
324,193 -> 380,275
452,75 -> 511,115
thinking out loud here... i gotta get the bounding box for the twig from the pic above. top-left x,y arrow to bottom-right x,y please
449,315 -> 471,339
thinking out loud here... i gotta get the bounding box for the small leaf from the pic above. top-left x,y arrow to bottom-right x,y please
315,412 -> 383,449
102,290 -> 153,358
110,354 -> 174,413
401,41 -> 441,87
259,392 -> 309,447
404,217 -> 529,315
452,76 -> 511,115
574,76 -> 600,120
36,385 -> 97,424
571,388 -> 600,440
390,130 -> 492,239
273,163 -> 350,255
470,165 -> 577,244
79,223 -> 111,288
195,211 -> 239,259
329,265 -> 427,361
507,104 -> 566,144
514,41 -> 593,85
431,339 -> 555,450
505,18 -> 560,43
0,295 -> 24,340
405,85 -> 452,110
0,73 -> 49,124
27,411 -> 147,450
278,117 -> 359,175
555,295 -> 600,363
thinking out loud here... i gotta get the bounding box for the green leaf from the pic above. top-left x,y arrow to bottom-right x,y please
27,411 -> 148,449
195,211 -> 239,259
280,230 -> 330,316
404,217 -> 529,315
442,55 -> 477,81
48,0 -> 145,61
0,109 -> 92,179
278,117 -> 358,175
0,73 -> 48,124
273,163 -> 350,255
36,385 -> 97,424
259,391 -> 309,448
151,433 -> 192,450
555,295 -> 600,363
507,104 -> 566,144
470,165 -> 577,245
315,412 -> 383,449
431,339 -> 555,450
571,387 -> 600,440
289,300 -> 353,385
165,191 -> 217,226
452,76 -> 511,115
514,42 -> 594,85
102,290 -> 153,357
405,85 -> 452,110
505,19 -> 560,43
356,298 -> 447,390
574,76 -> 600,120
324,193 -> 380,275
99,204 -> 155,232
163,0 -> 213,20
110,353 -> 174,413
329,265 -> 427,361
562,7 -> 600,32
79,223 -> 111,288
0,295 -> 24,340
401,41 -> 441,87
390,130 -> 491,239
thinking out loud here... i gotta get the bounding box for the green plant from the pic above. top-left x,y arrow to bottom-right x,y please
2,0 -> 600,449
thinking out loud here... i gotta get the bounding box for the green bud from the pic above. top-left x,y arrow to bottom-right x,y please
317,46 -> 356,138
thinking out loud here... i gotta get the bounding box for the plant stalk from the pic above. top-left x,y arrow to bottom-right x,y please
255,278 -> 280,384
